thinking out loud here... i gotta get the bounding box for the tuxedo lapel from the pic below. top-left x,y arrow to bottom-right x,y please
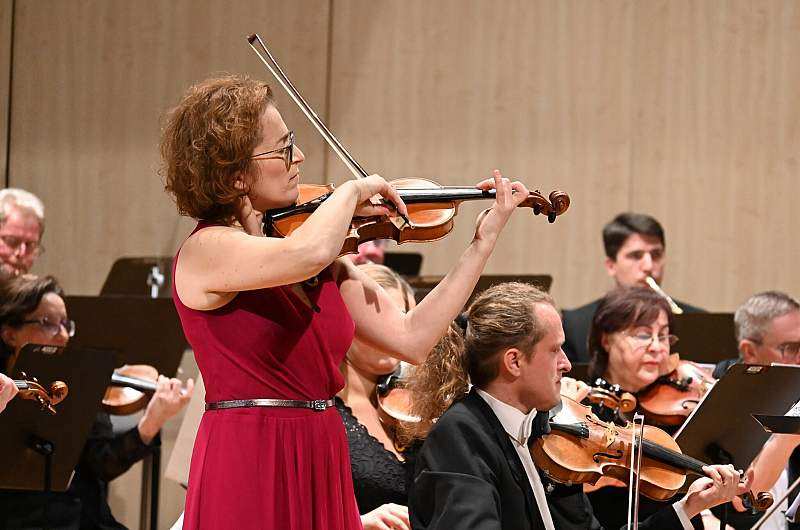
464,390 -> 540,523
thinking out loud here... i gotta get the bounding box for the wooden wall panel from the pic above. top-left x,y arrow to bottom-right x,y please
327,0 -> 636,309
630,0 -> 800,310
9,0 -> 331,296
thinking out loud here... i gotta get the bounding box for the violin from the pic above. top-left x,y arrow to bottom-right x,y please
375,373 -> 420,426
13,372 -> 68,415
246,35 -> 570,253
530,395 -> 773,511
102,364 -> 159,415
264,179 -> 570,256
636,353 -> 715,426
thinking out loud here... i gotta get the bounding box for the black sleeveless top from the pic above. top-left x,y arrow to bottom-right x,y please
335,397 -> 415,513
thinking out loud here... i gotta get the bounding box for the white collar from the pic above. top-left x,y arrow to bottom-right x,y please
476,388 -> 538,446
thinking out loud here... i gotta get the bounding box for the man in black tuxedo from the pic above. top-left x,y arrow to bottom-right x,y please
562,213 -> 703,362
409,283 -> 747,530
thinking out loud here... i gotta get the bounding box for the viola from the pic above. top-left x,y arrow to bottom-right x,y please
531,396 -> 772,511
102,364 -> 159,415
375,373 -> 420,426
13,372 -> 68,415
246,35 -> 570,253
636,353 -> 716,426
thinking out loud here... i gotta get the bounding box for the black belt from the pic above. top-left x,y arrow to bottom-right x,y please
205,398 -> 336,412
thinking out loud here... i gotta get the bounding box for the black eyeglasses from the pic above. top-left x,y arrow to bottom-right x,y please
21,317 -> 76,338
250,130 -> 294,171
0,234 -> 44,256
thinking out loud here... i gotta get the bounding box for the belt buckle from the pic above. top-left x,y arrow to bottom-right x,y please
310,399 -> 327,411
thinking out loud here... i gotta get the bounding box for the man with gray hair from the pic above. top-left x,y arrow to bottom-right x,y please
734,291 -> 800,366
714,291 -> 800,530
0,188 -> 45,277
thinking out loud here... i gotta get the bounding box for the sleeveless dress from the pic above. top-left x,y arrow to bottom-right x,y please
174,221 -> 362,530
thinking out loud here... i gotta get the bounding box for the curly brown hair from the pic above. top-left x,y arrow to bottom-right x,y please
400,282 -> 555,443
160,74 -> 275,223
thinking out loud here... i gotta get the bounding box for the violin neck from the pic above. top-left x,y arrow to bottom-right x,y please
639,438 -> 706,475
397,187 -> 496,204
110,373 -> 158,394
13,380 -> 29,391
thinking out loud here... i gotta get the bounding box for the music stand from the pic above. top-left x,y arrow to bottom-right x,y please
408,274 -> 553,303
0,344 -> 116,492
675,363 -> 800,480
65,295 -> 187,377
671,312 -> 738,363
101,256 -> 173,298
383,252 -> 423,276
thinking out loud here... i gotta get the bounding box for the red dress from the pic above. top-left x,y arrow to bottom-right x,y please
174,222 -> 362,530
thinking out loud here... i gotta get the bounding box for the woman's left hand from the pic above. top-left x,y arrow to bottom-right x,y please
473,169 -> 530,244
0,373 -> 19,414
137,376 -> 195,444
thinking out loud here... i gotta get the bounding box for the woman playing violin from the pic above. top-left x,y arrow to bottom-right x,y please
161,74 -> 532,530
587,286 -> 675,398
0,274 -> 192,529
336,263 -> 417,530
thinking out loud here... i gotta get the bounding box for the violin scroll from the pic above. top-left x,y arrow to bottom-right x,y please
15,372 -> 69,415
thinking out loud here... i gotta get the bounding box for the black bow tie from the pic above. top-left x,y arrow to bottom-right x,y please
530,410 -> 552,442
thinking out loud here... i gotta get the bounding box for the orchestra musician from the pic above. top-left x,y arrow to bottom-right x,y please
0,372 -> 18,413
562,213 -> 704,362
716,291 -> 800,530
0,188 -> 46,278
336,263 -> 417,530
0,274 -> 193,529
160,74 -> 532,530
408,282 -> 745,530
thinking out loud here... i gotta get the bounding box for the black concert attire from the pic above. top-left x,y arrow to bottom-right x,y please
409,388 -> 691,530
562,298 -> 704,363
0,362 -> 158,529
335,396 -> 415,514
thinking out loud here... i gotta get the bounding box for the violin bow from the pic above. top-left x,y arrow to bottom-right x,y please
247,34 -> 368,182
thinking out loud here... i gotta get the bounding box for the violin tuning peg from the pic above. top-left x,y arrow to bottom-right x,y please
548,211 -> 557,223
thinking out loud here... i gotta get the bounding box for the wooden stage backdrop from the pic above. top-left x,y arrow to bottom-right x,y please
0,0 -> 798,527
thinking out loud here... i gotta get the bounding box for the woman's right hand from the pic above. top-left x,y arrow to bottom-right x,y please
361,503 -> 410,530
346,175 -> 409,219
0,373 -> 19,414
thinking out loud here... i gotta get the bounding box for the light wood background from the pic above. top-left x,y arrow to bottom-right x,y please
1,0 -> 798,528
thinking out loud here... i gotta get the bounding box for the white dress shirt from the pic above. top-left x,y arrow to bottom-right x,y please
476,388 -> 556,530
476,389 -> 694,530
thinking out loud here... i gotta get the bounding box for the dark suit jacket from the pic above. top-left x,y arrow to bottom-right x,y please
410,389 -> 686,530
562,297 -> 705,363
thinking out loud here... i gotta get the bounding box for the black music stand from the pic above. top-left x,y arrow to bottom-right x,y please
408,274 -> 553,303
101,256 -> 173,298
675,363 -> 800,479
383,252 -> 423,276
0,344 -> 116,492
65,295 -> 188,530
65,295 -> 187,377
671,312 -> 738,363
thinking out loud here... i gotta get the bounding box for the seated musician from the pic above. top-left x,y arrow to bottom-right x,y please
336,263 -> 417,530
562,212 -> 703,362
0,372 -> 18,413
408,282 -> 745,530
0,274 -> 193,529
584,285 -> 708,529
720,291 -> 800,530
